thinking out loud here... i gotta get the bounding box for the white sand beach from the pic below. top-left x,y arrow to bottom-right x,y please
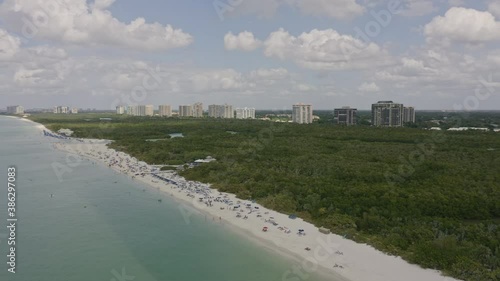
39,124 -> 460,281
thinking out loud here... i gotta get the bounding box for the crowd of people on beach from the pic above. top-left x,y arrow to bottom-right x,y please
49,134 -> 348,271
53,137 -> 311,237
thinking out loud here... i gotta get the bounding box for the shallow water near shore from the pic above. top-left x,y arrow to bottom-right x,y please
0,117 -> 330,281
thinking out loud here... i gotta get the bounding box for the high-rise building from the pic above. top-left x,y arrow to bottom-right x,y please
116,106 -> 126,115
126,105 -> 147,116
126,105 -> 134,115
334,106 -> 357,125
53,106 -> 69,114
403,107 -> 416,123
371,101 -> 404,127
71,108 -> 78,114
7,106 -> 24,115
158,105 -> 172,117
224,104 -> 233,119
145,105 -> 154,116
292,103 -> 313,124
208,104 -> 234,118
208,105 -> 217,118
138,105 -> 146,116
235,107 -> 256,119
192,102 -> 204,118
179,105 -> 193,117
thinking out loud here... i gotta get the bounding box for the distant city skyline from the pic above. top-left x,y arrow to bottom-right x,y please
3,101 -> 416,112
0,1 -> 499,110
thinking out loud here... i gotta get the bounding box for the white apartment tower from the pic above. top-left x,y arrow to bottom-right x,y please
178,105 -> 193,117
371,101 -> 404,127
403,106 -> 416,123
292,103 -> 313,124
158,105 -> 172,117
235,107 -> 256,119
126,105 -> 147,116
192,102 -> 204,117
53,106 -> 69,114
145,105 -> 154,116
116,106 -> 126,115
208,104 -> 234,118
7,106 -> 24,115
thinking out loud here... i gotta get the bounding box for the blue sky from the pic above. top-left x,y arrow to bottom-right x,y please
0,0 -> 499,110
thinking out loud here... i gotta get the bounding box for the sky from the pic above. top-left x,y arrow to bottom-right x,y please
0,0 -> 499,110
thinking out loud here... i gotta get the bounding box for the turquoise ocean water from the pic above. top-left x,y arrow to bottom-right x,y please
0,117 -> 329,281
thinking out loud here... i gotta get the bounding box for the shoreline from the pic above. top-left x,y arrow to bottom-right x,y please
20,116 -> 461,281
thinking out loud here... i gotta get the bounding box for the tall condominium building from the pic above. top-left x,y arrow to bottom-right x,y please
127,105 -> 147,116
403,106 -> 416,123
235,107 -> 256,119
116,106 -> 126,115
53,106 -> 69,114
140,105 -> 148,116
136,105 -> 146,116
334,106 -> 357,125
158,105 -> 172,117
7,105 -> 24,115
71,108 -> 78,114
145,105 -> 154,116
179,105 -> 193,117
127,105 -> 135,115
192,102 -> 204,118
292,103 -> 313,124
208,104 -> 234,118
371,101 -> 404,127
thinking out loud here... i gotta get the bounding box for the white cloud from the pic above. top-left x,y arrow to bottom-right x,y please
92,0 -> 116,10
375,56 -> 441,83
0,40 -> 316,104
14,67 -> 64,87
358,82 -> 380,92
250,68 -> 289,79
26,46 -> 68,60
11,52 -> 75,89
220,0 -> 365,20
293,82 -> 317,92
489,1 -> 500,18
368,47 -> 500,106
224,31 -> 262,51
295,0 -> 365,20
487,50 -> 500,67
261,28 -> 391,70
0,0 -> 193,51
186,69 -> 247,91
400,0 -> 438,17
424,7 -> 500,45
0,29 -> 21,60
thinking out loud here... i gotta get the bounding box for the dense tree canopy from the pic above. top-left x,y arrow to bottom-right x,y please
31,113 -> 500,281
